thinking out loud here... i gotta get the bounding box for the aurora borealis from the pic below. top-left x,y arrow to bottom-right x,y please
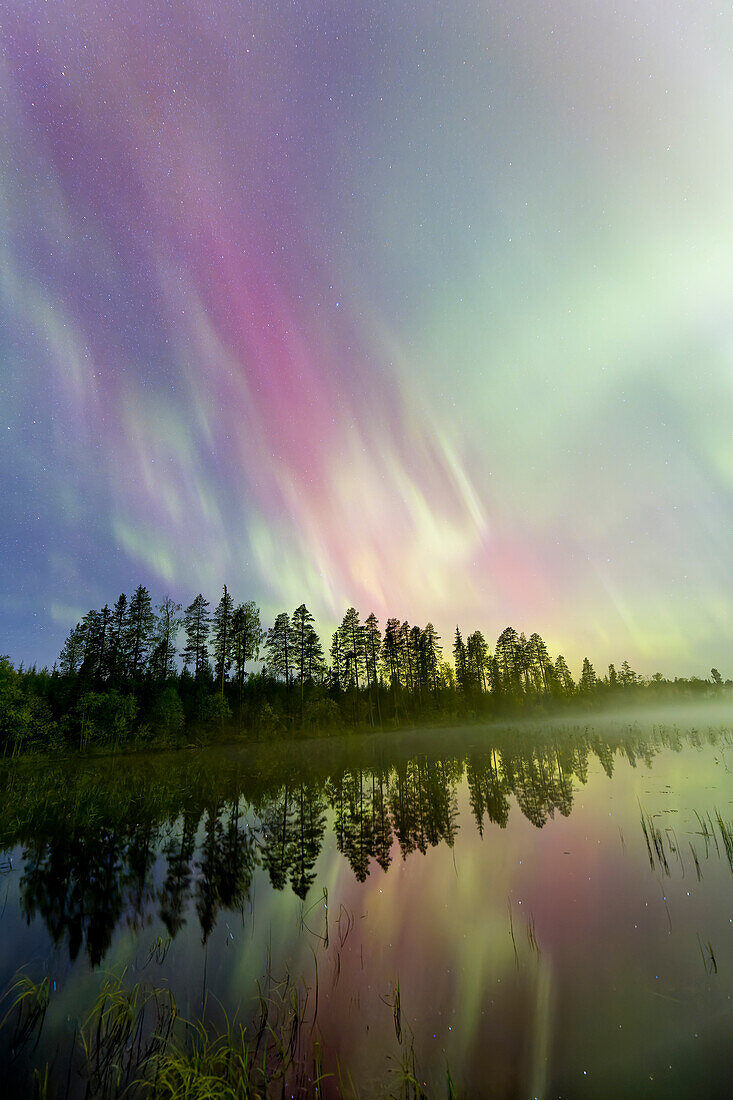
2,1 -> 732,673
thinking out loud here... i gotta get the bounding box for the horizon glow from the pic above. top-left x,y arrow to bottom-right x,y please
2,1 -> 732,676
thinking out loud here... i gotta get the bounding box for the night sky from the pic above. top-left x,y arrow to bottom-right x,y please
2,1 -> 732,674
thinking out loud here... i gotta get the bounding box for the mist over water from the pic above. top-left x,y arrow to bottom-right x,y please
1,705 -> 732,1096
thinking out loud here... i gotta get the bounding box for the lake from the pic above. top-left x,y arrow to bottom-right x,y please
1,705 -> 732,1097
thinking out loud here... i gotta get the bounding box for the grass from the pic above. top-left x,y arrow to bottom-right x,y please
0,973 -> 50,1058
1,967 -> 465,1099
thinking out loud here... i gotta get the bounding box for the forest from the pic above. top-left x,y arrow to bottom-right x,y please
0,583 -> 728,757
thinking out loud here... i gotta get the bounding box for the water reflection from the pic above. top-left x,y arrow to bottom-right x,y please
1,719 -> 726,968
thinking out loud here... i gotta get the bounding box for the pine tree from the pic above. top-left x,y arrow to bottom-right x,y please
409,625 -> 423,702
126,585 -> 156,680
151,597 -> 183,682
526,633 -> 551,692
58,623 -> 86,676
466,631 -> 489,692
79,610 -> 102,679
266,612 -> 294,685
212,585 -> 234,696
330,631 -> 346,691
339,608 -> 365,691
182,594 -> 211,677
618,660 -> 637,687
420,623 -> 442,698
579,657 -> 597,692
554,654 -> 575,695
495,627 -> 522,696
399,621 -> 414,694
292,604 -> 316,718
364,613 -> 382,688
381,618 -> 403,693
364,613 -> 383,724
231,601 -> 263,699
109,594 -> 128,684
453,627 -> 469,692
305,623 -> 326,682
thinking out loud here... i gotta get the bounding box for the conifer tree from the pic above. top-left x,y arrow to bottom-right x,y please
339,608 -> 365,691
126,585 -> 156,681
330,631 -> 346,690
212,585 -> 234,696
409,625 -> 423,702
364,613 -> 382,688
151,597 -> 183,682
495,627 -> 522,696
266,612 -> 294,685
554,654 -> 575,695
364,613 -> 383,722
453,627 -> 469,691
381,618 -> 403,693
420,623 -> 442,698
579,657 -> 597,692
231,601 -> 263,699
618,660 -> 637,687
526,632 -> 551,692
79,610 -> 102,680
182,594 -> 211,677
399,621 -> 415,694
466,631 -> 489,692
305,623 -> 326,682
58,623 -> 86,676
292,604 -> 316,717
109,594 -> 128,684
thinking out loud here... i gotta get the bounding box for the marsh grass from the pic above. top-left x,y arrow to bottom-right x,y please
1,969 -> 336,1099
1,968 -> 459,1098
0,973 -> 50,1059
697,935 -> 718,976
714,811 -> 733,873
639,807 -> 670,876
80,973 -> 177,1098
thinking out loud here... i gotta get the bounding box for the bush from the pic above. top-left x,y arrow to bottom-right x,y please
148,687 -> 185,740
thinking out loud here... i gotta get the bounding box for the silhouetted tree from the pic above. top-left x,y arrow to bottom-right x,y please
150,597 -> 183,682
579,657 -> 597,693
212,585 -> 234,696
266,613 -> 294,687
182,594 -> 211,677
126,585 -> 156,681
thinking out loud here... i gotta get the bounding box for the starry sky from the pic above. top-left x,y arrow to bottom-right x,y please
2,1 -> 732,675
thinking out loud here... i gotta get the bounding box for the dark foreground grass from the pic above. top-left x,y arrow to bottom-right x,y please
1,971 -> 446,1099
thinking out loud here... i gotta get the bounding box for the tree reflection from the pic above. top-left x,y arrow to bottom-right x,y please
1,721 -> 713,966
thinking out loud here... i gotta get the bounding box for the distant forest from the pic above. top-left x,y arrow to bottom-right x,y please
1,583 -> 729,756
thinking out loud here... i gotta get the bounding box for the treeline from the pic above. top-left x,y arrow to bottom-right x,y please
0,582 -> 729,756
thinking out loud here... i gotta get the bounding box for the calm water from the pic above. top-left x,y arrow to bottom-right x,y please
1,706 -> 732,1097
